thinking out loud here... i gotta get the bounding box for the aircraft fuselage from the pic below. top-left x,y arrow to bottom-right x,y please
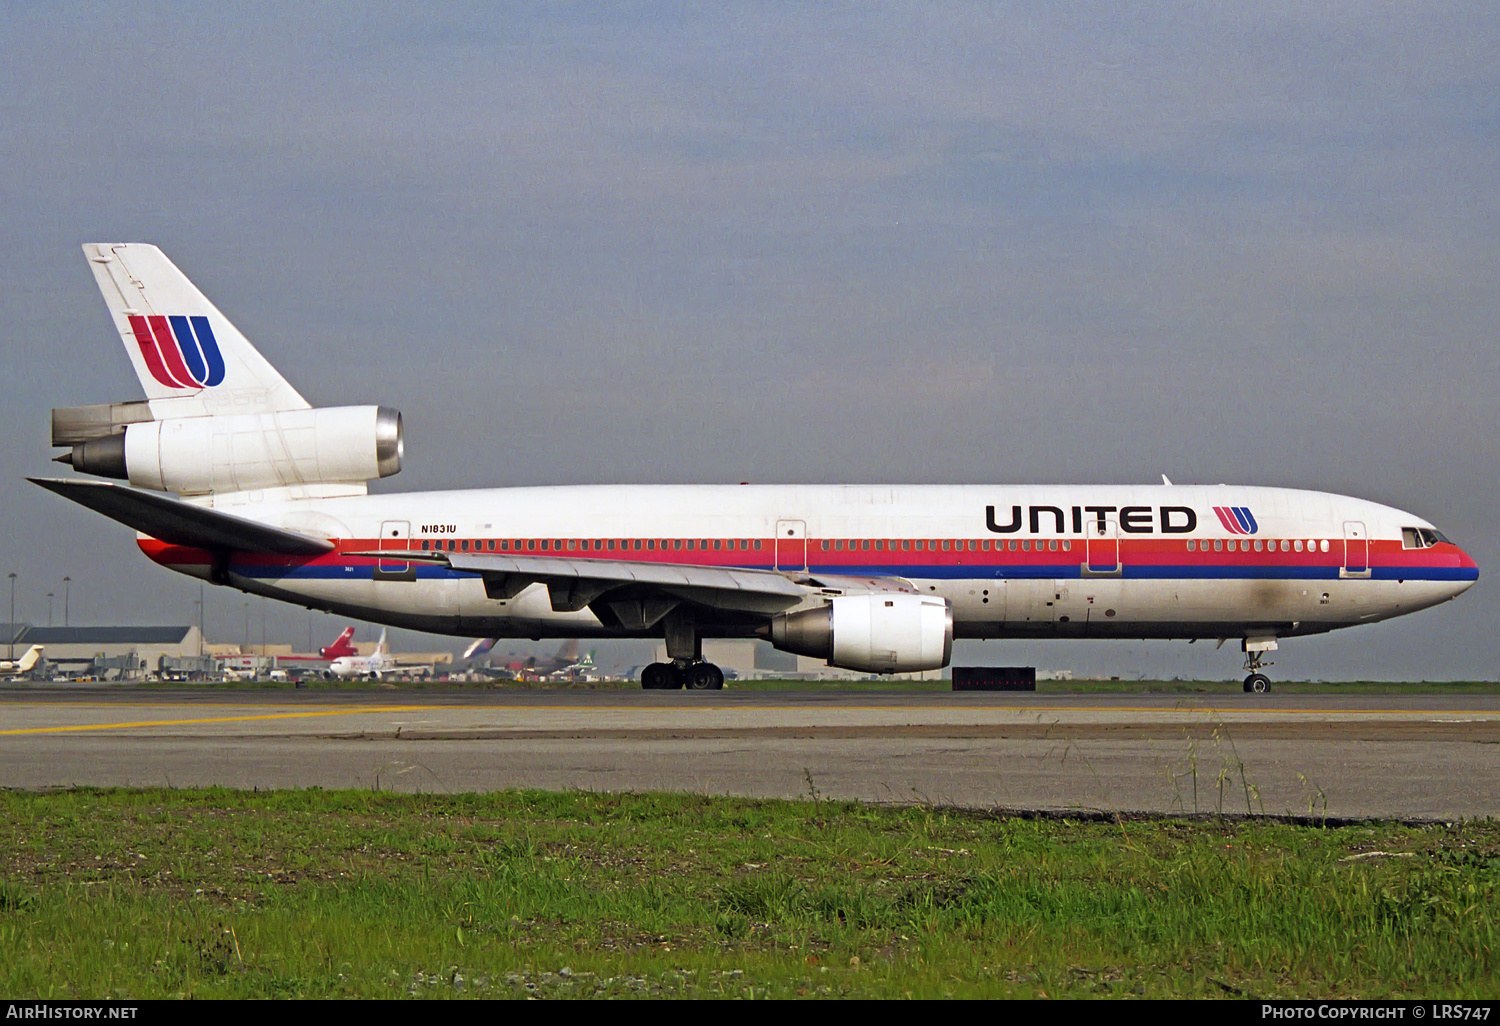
136,482 -> 1477,642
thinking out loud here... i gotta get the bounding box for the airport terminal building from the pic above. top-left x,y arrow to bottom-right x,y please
4,624 -> 203,679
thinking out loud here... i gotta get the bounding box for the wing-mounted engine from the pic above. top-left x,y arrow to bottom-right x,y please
55,404 -> 403,496
770,593 -> 953,674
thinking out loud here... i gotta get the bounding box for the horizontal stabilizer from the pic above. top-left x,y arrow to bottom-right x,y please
29,478 -> 334,555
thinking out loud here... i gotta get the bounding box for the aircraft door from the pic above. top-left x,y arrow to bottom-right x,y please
1083,515 -> 1122,576
375,520 -> 416,581
775,520 -> 807,572
1342,521 -> 1370,578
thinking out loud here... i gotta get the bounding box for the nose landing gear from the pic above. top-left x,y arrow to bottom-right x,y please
1241,636 -> 1277,693
1243,672 -> 1271,693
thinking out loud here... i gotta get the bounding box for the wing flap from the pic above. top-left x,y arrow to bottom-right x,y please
30,477 -> 335,555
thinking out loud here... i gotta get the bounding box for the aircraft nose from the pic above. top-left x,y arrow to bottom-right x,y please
1451,544 -> 1480,596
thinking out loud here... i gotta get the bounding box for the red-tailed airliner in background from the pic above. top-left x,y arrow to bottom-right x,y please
33,245 -> 1479,693
318,627 -> 357,660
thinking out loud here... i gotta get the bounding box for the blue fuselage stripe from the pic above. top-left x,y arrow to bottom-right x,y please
223,561 -> 1478,584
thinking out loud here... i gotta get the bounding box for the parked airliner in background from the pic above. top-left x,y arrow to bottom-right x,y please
328,628 -> 392,680
318,627 -> 357,660
0,646 -> 45,679
33,245 -> 1479,692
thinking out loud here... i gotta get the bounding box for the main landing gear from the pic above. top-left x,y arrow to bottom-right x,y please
640,661 -> 725,691
1241,636 -> 1277,693
641,615 -> 725,690
639,612 -> 726,693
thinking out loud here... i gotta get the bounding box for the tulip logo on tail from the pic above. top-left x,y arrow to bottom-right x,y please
126,314 -> 226,389
1213,506 -> 1259,535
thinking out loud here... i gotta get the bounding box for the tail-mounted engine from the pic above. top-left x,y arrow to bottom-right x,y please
54,403 -> 402,496
770,593 -> 953,674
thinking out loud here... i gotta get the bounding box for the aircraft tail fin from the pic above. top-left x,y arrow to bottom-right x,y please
83,244 -> 310,415
375,627 -> 389,656
17,646 -> 42,672
463,638 -> 496,660
319,627 -> 357,659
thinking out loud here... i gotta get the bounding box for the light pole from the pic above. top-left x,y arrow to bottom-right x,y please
8,572 -> 16,660
47,593 -> 53,628
62,577 -> 70,627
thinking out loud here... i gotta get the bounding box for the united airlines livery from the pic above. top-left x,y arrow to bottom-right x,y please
34,244 -> 1479,692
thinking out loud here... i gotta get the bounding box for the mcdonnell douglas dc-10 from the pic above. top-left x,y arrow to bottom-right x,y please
33,245 -> 1478,692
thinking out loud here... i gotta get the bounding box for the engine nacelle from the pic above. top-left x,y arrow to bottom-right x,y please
65,406 -> 403,495
770,594 -> 953,674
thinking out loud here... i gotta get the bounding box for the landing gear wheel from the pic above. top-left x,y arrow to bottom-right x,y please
641,662 -> 677,690
684,663 -> 725,691
1243,673 -> 1272,694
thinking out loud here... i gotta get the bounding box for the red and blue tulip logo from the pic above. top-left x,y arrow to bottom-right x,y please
1213,506 -> 1259,534
127,314 -> 226,389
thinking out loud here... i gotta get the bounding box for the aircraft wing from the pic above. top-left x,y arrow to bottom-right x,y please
349,548 -> 815,620
448,551 -> 808,615
347,548 -> 924,627
29,478 -> 335,555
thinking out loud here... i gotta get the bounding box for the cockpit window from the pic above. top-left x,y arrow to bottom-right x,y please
1403,528 -> 1452,549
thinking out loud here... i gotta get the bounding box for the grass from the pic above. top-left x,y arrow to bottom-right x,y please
0,788 -> 1496,999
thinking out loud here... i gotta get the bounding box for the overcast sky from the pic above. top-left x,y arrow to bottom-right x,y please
1,2 -> 1495,679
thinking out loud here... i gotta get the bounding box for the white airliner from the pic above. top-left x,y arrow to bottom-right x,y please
0,645 -> 45,679
328,628 -> 392,680
33,244 -> 1479,693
